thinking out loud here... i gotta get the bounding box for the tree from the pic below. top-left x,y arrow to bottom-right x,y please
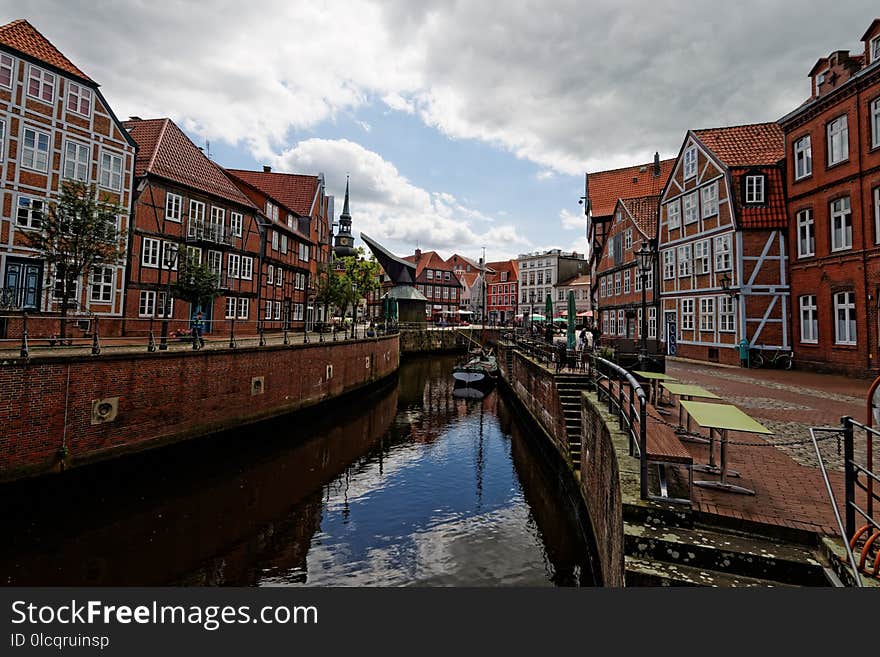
21,181 -> 125,338
337,248 -> 381,337
313,258 -> 347,327
172,251 -> 221,310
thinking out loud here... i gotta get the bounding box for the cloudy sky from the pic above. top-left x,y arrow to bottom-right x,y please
4,1 -> 876,260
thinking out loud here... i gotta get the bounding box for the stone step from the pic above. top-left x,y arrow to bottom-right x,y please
624,556 -> 796,587
624,499 -> 694,529
624,522 -> 829,586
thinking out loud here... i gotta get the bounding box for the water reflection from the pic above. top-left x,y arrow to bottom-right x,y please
0,355 -> 595,586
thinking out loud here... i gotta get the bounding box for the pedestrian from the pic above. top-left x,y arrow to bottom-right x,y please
590,325 -> 601,352
191,311 -> 206,349
555,340 -> 568,373
579,326 -> 588,351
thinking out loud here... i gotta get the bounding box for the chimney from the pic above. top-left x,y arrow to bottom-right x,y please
263,165 -> 272,173
414,248 -> 422,258
653,152 -> 661,177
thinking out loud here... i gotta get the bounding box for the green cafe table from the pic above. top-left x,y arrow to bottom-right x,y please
632,370 -> 677,406
661,382 -> 721,434
679,400 -> 773,496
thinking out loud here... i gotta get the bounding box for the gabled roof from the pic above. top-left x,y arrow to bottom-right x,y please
404,250 -> 456,276
588,158 -> 674,218
455,270 -> 480,289
692,122 -> 784,167
485,259 -> 519,284
730,167 -> 788,230
619,195 -> 660,239
0,19 -> 93,83
225,169 -> 319,217
861,18 -> 880,42
447,253 -> 491,273
124,118 -> 256,209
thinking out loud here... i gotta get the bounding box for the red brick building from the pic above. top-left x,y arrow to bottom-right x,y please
0,19 -> 136,337
123,118 -> 263,337
595,196 -> 659,349
778,18 -> 880,375
404,249 -> 463,322
658,123 -> 789,365
486,259 -> 518,325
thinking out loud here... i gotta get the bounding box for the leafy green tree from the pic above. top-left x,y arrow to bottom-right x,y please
313,258 -> 347,327
337,248 -> 381,337
172,251 -> 221,310
21,181 -> 125,338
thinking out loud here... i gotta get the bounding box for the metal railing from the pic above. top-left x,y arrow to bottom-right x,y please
186,220 -> 233,245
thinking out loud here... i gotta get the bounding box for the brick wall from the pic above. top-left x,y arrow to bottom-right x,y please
0,335 -> 399,481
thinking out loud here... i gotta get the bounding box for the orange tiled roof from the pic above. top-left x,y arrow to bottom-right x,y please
404,250 -> 457,277
692,122 -> 784,167
620,195 -> 660,238
0,19 -> 93,83
731,167 -> 788,230
588,159 -> 673,218
124,118 -> 256,209
485,259 -> 518,284
455,270 -> 480,289
225,169 -> 319,217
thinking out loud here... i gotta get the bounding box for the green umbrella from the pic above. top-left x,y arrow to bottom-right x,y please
567,290 -> 576,349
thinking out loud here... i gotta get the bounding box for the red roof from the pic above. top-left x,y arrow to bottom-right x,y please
731,167 -> 788,230
455,270 -> 480,289
588,158 -> 674,218
404,250 -> 457,277
225,169 -> 319,217
692,122 -> 784,167
0,19 -> 93,83
619,195 -> 660,238
486,259 -> 518,284
124,118 -> 256,209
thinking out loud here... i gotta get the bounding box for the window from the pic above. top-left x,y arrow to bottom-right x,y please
830,197 -> 852,251
635,269 -> 642,292
799,295 -> 818,343
614,272 -> 621,295
100,152 -> 123,190
694,240 -> 710,275
157,292 -> 173,318
16,196 -> 45,229
228,253 -> 240,279
834,291 -> 856,345
645,268 -> 653,290
558,288 -> 565,301
265,302 -> 272,320
162,241 -> 178,270
827,116 -> 849,166
63,141 -> 90,182
241,256 -> 253,280
683,145 -> 697,179
89,266 -> 113,303
426,269 -> 433,280
648,307 -> 657,339
714,234 -> 731,272
66,82 -> 92,116
683,193 -> 698,225
875,187 -> 880,245
0,53 -> 13,88
230,212 -> 243,237
426,285 -> 433,299
745,175 -> 765,204
165,193 -> 183,222
27,65 -> 55,102
207,250 -> 222,281
681,299 -> 694,330
699,297 -> 715,331
719,296 -> 735,332
142,237 -> 160,267
0,118 -> 4,162
701,183 -> 718,218
663,249 -> 675,279
666,200 -> 680,230
225,297 -> 237,319
624,229 -> 633,250
617,309 -> 625,336
139,291 -> 156,317
271,231 -> 279,251
274,300 -> 281,320
615,209 -> 622,223
872,98 -> 880,149
267,264 -> 274,283
281,234 -> 288,254
794,135 -> 812,179
22,127 -> 50,172
600,277 -> 606,297
873,36 -> 880,63
797,209 -> 815,257
188,200 -> 206,239
623,270 -> 631,294
276,268 -> 283,286
238,298 -> 249,320
677,244 -> 692,277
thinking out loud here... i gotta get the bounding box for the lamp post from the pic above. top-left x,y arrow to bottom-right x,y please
635,239 -> 655,364
719,272 -> 739,299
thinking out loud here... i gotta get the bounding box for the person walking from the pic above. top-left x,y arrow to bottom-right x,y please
191,311 -> 206,349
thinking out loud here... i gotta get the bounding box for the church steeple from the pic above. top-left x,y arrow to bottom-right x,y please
333,175 -> 356,258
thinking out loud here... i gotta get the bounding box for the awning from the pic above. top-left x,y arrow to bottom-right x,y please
577,310 -> 594,317
458,310 -> 474,314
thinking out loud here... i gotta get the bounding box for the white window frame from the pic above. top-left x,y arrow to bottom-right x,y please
0,118 -> 5,163
63,140 -> 90,182
225,296 -> 237,320
677,244 -> 692,277
238,298 -> 249,320
15,196 -> 46,229
138,290 -> 156,318
165,193 -> 183,222
617,309 -> 625,336
827,115 -> 849,166
161,241 -> 179,271
719,296 -> 735,333
797,209 -> 815,257
799,295 -> 818,344
699,297 -> 715,332
701,183 -> 718,218
142,237 -> 161,268
274,300 -> 282,320
663,249 -> 675,280
228,253 -> 240,279
157,291 -> 174,319
694,239 -> 710,275
648,307 -> 657,339
99,151 -> 123,190
683,146 -> 697,179
207,250 -> 222,281
635,269 -> 642,292
875,187 -> 880,246
681,299 -> 694,330
833,291 -> 856,345
872,36 -> 880,63
871,98 -> 880,150
276,267 -> 283,286
683,192 -> 698,225
624,229 -> 633,250
600,278 -> 606,297
27,65 -> 55,103
22,126 -> 50,172
745,175 -> 765,204
623,269 -> 631,294
713,234 -> 731,272
794,135 -> 812,180
230,212 -> 243,238
0,53 -> 13,90
265,301 -> 272,320
271,231 -> 279,251
666,200 -> 680,230
830,197 -> 852,252
89,266 -> 114,303
241,256 -> 253,281
614,272 -> 621,295
66,81 -> 92,117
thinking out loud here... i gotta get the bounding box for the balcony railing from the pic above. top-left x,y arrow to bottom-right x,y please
186,219 -> 232,245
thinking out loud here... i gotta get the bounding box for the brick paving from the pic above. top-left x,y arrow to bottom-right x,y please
662,359 -> 876,536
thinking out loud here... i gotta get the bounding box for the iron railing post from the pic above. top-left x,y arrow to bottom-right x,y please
20,312 -> 28,358
629,385 -> 636,456
229,318 -> 237,349
842,416 -> 856,539
617,373 -> 624,431
91,316 -> 101,355
640,397 -> 648,500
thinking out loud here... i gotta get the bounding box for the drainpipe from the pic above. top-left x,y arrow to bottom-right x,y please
856,85 -> 871,374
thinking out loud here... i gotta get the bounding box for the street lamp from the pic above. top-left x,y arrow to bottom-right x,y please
635,239 -> 655,362
720,272 -> 739,299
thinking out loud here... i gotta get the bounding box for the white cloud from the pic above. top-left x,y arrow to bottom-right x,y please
535,170 -> 556,181
559,208 -> 584,231
271,138 -> 530,259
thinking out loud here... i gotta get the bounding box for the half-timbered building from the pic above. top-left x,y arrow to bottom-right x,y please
658,123 -> 788,365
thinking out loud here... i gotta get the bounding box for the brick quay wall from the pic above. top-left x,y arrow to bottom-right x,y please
0,335 -> 400,482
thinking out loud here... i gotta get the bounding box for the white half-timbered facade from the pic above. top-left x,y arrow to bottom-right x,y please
658,123 -> 789,365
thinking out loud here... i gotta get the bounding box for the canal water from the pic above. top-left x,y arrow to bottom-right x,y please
0,354 -> 596,586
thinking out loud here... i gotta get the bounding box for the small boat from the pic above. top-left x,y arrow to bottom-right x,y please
452,351 -> 498,386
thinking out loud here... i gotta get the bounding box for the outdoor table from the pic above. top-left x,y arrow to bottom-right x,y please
679,400 -> 773,496
661,382 -> 721,435
632,371 -> 677,406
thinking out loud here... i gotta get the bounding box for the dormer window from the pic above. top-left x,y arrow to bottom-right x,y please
744,174 -> 766,204
27,65 -> 55,103
0,53 -> 13,89
816,70 -> 827,87
871,36 -> 880,63
683,146 -> 697,179
66,82 -> 92,117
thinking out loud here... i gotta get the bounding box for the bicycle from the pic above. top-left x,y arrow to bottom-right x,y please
749,346 -> 793,370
